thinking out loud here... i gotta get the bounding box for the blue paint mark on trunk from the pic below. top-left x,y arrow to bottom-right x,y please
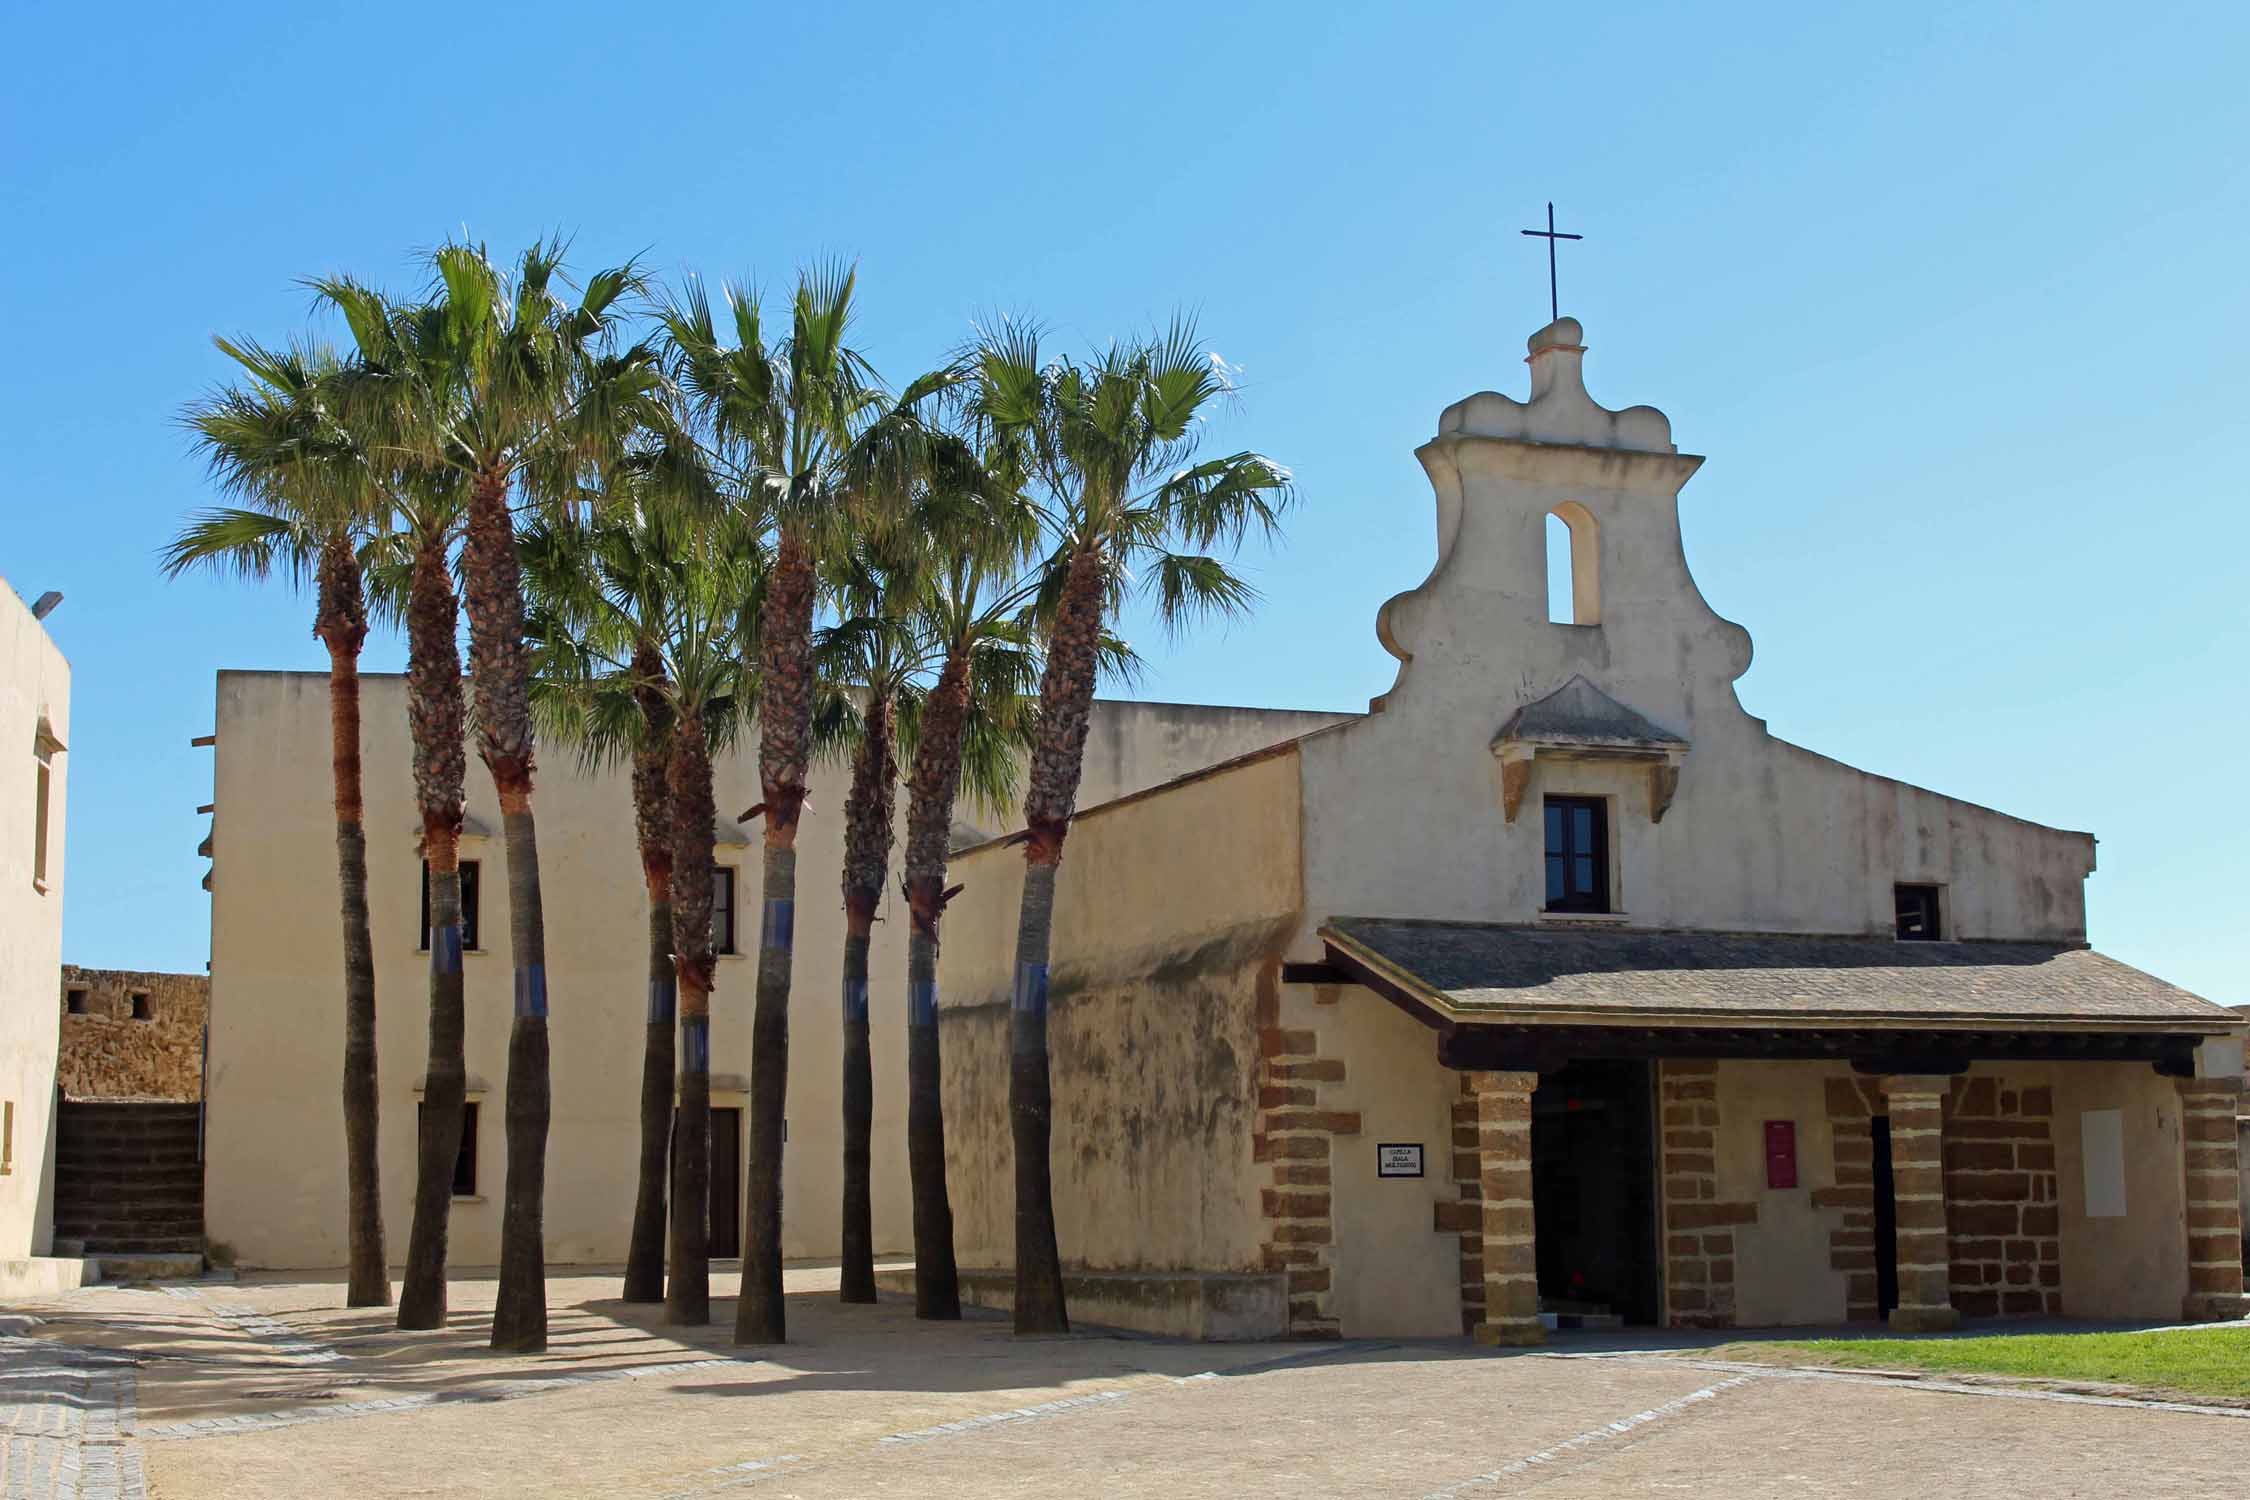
514,964 -> 548,1019
433,925 -> 463,976
1012,961 -> 1049,1015
842,977 -> 869,1024
648,974 -> 677,1024
761,898 -> 795,953
682,1015 -> 710,1075
909,981 -> 938,1028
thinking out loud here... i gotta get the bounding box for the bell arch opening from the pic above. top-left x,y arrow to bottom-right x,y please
1545,502 -> 1601,625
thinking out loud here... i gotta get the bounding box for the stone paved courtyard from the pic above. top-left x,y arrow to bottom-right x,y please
4,1266 -> 2248,1498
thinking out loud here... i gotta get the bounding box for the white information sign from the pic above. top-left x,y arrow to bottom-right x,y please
1376,1143 -> 1424,1179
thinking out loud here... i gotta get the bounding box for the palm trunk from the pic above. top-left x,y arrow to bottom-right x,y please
738,529 -> 817,1345
398,531 -> 467,1331
1009,543 -> 1106,1335
838,692 -> 895,1305
901,651 -> 970,1320
623,657 -> 675,1304
667,707 -> 717,1325
463,463 -> 551,1354
316,531 -> 388,1309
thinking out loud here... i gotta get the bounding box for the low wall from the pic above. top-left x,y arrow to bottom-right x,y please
58,967 -> 206,1101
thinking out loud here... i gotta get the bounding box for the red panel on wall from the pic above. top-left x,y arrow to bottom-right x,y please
1764,1120 -> 1798,1190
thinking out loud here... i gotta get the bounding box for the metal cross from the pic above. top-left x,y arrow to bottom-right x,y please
1520,202 -> 1582,324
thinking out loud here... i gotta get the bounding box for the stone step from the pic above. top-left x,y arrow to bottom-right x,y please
94,1252 -> 206,1281
55,1192 -> 205,1217
78,1234 -> 206,1255
55,1145 -> 204,1168
55,1217 -> 207,1240
58,1124 -> 203,1147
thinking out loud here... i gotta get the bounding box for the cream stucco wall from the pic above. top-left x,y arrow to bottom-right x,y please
203,671 -> 1343,1270
2051,1062 -> 2190,1320
934,748 -> 1307,1276
1715,1062 -> 1853,1327
1294,322 -> 2094,950
0,578 -> 69,1261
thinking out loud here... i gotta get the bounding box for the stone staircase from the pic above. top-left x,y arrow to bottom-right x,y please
52,1101 -> 207,1279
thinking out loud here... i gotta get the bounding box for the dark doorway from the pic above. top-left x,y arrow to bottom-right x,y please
1871,1115 -> 1899,1320
709,1107 -> 742,1259
1531,1060 -> 1661,1325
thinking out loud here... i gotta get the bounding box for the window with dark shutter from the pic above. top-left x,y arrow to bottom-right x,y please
421,859 -> 482,952
1543,796 -> 1611,913
1894,883 -> 1942,941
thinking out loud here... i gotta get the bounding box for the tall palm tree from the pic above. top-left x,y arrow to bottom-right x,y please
167,338 -> 390,1310
360,475 -> 471,1330
966,320 -> 1294,1333
662,264 -> 949,1344
316,239 -> 662,1351
525,494 -> 761,1326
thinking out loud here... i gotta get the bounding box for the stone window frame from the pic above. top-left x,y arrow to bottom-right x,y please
31,715 -> 62,895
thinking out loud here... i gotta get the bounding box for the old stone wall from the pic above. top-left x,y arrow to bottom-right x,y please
58,967 -> 206,1101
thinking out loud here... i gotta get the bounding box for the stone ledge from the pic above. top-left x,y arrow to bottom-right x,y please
871,1265 -> 1287,1341
0,1255 -> 101,1297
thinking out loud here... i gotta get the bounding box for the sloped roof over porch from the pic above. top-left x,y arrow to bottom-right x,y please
1309,917 -> 2242,1073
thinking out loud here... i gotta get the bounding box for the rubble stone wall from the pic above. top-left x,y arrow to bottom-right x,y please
58,966 -> 206,1101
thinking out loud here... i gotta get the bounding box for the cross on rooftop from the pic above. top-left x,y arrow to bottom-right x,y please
1520,202 -> 1582,325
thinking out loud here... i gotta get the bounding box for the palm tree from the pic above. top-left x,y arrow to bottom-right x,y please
360,475 -> 471,1330
662,264 -> 950,1344
315,239 -> 662,1351
167,338 -> 391,1310
966,320 -> 1293,1333
525,492 -> 761,1326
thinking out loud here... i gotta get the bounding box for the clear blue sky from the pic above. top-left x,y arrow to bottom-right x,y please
5,1 -> 2245,1001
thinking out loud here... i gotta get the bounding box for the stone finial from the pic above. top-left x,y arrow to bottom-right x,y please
1525,316 -> 1588,403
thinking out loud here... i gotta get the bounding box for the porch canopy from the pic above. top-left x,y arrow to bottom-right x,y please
1303,916 -> 2241,1076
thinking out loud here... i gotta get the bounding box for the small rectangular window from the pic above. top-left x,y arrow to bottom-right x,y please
1543,796 -> 1611,913
418,1099 -> 479,1197
130,991 -> 153,1022
65,987 -> 87,1015
420,859 -> 482,952
32,758 -> 51,891
1894,883 -> 1942,941
712,866 -> 737,956
2,1100 -> 13,1174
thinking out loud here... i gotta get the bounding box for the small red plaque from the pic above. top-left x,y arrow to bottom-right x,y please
1764,1120 -> 1798,1190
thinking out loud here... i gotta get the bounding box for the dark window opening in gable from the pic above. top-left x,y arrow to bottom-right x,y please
65,987 -> 87,1015
1894,883 -> 1942,941
1544,795 -> 1611,913
130,991 -> 152,1022
419,1098 -> 479,1197
420,859 -> 482,953
713,866 -> 737,956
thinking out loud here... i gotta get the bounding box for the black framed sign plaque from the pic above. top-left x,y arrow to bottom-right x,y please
1376,1143 -> 1425,1178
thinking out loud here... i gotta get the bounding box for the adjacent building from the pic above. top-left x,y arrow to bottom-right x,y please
0,575 -> 76,1295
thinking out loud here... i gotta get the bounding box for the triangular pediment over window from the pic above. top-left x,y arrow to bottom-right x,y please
1492,674 -> 1689,824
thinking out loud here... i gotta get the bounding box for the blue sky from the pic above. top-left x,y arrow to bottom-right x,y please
4,1 -> 2245,1000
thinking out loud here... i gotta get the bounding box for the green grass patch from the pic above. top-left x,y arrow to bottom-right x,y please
1733,1327 -> 2250,1401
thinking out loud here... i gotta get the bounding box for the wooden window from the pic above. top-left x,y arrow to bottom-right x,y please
65,987 -> 87,1015
130,991 -> 153,1022
1544,796 -> 1610,913
418,1099 -> 479,1197
1894,883 -> 1942,941
420,860 -> 482,952
2,1100 -> 13,1174
712,866 -> 737,956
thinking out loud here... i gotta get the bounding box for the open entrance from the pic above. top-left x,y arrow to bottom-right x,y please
710,1106 -> 742,1259
1531,1059 -> 1661,1326
1871,1114 -> 1899,1320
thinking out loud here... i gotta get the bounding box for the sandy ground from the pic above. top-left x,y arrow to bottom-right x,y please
7,1265 -> 2248,1498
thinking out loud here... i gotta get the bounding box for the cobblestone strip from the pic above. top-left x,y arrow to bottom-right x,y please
0,1338 -> 148,1499
136,1357 -> 740,1441
1420,1374 -> 1759,1498
161,1292 -> 343,1366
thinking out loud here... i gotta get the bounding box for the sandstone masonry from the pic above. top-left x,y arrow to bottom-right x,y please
58,967 -> 206,1101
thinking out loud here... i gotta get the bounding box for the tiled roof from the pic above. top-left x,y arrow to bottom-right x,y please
1320,917 -> 2238,1033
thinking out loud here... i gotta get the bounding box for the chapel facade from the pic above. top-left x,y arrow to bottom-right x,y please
923,316 -> 2246,1340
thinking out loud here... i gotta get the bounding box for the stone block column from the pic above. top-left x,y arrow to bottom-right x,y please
2175,1076 -> 2248,1322
1470,1070 -> 1544,1347
1881,1075 -> 1958,1333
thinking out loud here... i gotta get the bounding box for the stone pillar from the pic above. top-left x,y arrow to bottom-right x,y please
1881,1075 -> 1958,1333
1470,1070 -> 1544,1347
2175,1076 -> 2248,1322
